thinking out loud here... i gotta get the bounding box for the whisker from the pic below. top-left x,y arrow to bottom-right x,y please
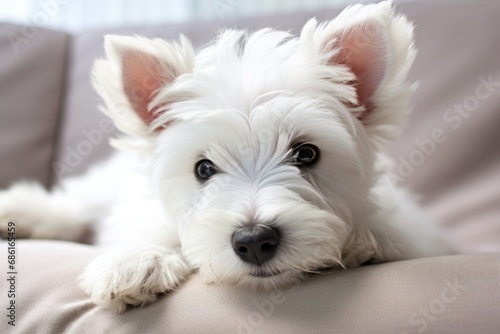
208,251 -> 223,287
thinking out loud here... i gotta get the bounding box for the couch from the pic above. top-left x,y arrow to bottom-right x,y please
1,0 -> 499,333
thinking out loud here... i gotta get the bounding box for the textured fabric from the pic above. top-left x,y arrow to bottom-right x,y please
1,240 -> 499,334
0,23 -> 69,188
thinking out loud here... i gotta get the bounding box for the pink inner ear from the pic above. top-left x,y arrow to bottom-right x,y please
330,22 -> 387,118
122,51 -> 172,125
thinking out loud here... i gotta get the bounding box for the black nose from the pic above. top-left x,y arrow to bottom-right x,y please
232,226 -> 280,265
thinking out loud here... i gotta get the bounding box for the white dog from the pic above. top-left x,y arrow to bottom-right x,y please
0,0 -> 450,313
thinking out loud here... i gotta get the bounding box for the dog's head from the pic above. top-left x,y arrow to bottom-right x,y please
93,0 -> 415,288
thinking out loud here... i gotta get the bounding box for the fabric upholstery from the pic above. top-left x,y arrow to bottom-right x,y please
1,240 -> 499,334
389,0 -> 500,252
0,23 -> 68,188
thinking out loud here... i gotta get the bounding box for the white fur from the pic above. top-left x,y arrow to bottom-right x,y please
0,1 -> 450,313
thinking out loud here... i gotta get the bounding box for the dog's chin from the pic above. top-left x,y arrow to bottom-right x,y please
200,266 -> 304,290
239,270 -> 303,290
197,258 -> 343,290
249,268 -> 285,278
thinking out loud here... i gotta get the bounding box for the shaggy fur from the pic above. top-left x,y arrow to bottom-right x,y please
0,0 -> 450,313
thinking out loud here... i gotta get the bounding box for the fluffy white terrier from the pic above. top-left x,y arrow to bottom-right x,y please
0,0 -> 450,313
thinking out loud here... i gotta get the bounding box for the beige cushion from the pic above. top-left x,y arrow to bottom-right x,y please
2,240 -> 499,334
0,23 -> 68,188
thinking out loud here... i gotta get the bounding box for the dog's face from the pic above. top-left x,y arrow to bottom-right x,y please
155,93 -> 362,288
93,0 -> 415,288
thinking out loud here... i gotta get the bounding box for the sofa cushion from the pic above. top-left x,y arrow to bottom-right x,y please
388,0 -> 500,251
0,23 -> 69,188
2,240 -> 499,334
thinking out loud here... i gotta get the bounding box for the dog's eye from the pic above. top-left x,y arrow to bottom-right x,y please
292,143 -> 320,167
195,159 -> 218,181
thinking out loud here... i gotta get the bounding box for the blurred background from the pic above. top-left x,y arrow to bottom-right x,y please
0,0 -> 420,32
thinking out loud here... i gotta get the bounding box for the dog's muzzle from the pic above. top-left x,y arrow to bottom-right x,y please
231,226 -> 280,266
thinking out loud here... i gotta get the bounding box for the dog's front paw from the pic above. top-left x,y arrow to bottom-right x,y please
79,247 -> 191,313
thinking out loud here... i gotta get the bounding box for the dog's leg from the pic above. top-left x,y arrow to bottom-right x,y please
343,182 -> 452,267
80,246 -> 190,313
0,182 -> 92,241
367,185 -> 453,262
80,198 -> 191,313
0,153 -> 132,242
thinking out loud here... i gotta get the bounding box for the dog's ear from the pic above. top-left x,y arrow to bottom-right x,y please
92,35 -> 194,148
302,0 -> 416,142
